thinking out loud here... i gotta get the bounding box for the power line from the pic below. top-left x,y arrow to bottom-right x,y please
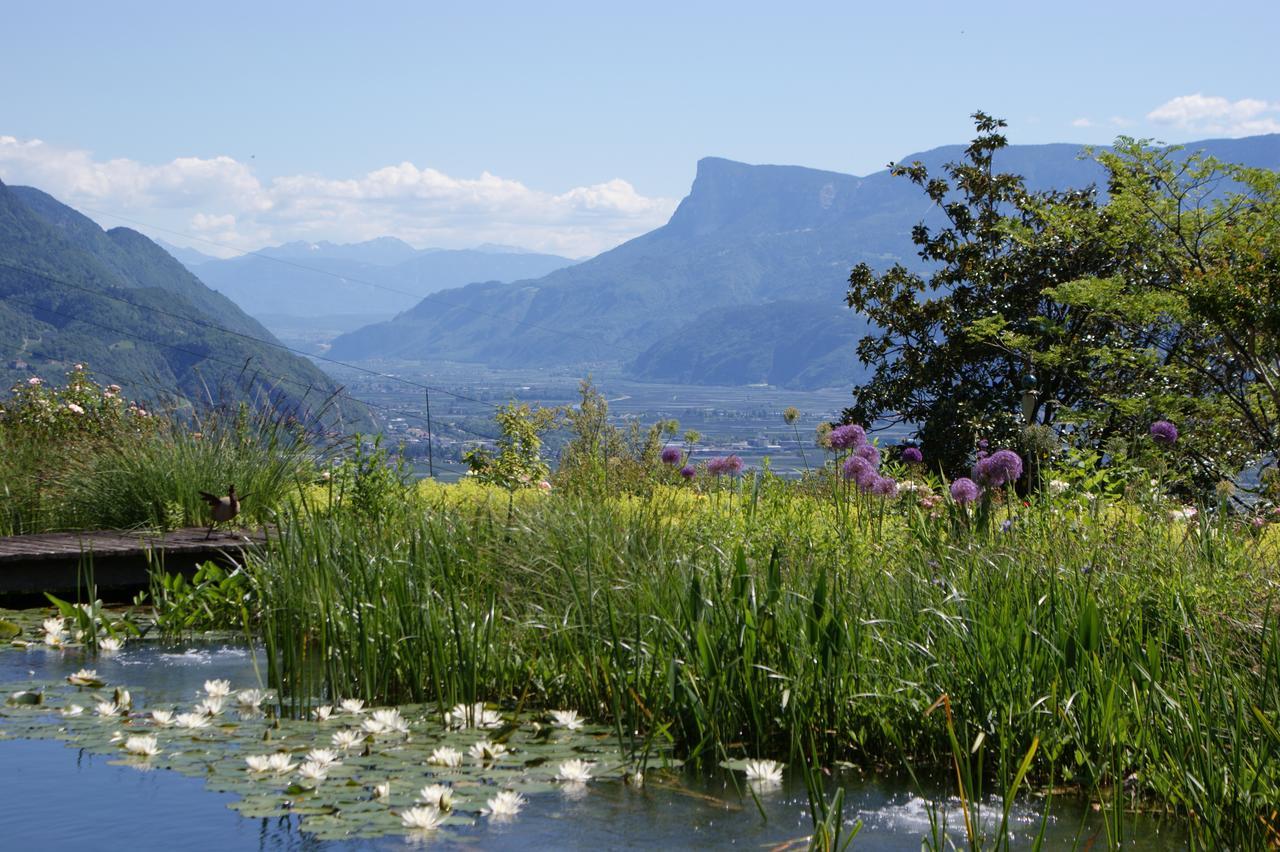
0,288 -> 501,446
0,258 -> 501,411
75,205 -> 651,358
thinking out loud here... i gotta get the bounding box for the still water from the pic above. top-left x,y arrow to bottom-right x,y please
0,640 -> 1186,850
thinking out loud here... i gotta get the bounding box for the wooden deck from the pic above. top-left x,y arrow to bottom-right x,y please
0,527 -> 267,604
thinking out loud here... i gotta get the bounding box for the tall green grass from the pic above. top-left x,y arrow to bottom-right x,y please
250,478 -> 1280,848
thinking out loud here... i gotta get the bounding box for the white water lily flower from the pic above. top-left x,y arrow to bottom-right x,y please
203,679 -> 232,698
418,784 -> 454,810
305,748 -> 341,767
150,710 -> 175,726
370,708 -> 409,734
41,617 -> 66,642
360,717 -> 387,735
95,701 -> 120,717
446,701 -> 502,729
428,746 -> 463,768
236,689 -> 269,708
115,689 -> 132,709
483,790 -> 526,819
109,730 -> 125,743
373,782 -> 390,799
339,698 -> 365,714
550,709 -> 585,730
298,760 -> 329,782
313,705 -> 333,721
245,755 -> 273,773
557,759 -> 594,783
743,758 -> 784,785
124,734 -> 159,757
195,696 -> 224,716
468,740 -> 507,762
61,704 -> 85,717
399,806 -> 444,831
266,753 -> 296,774
173,712 -> 210,729
331,729 -> 363,750
66,668 -> 101,687
98,636 -> 123,653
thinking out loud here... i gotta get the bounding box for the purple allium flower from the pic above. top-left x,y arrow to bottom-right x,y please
1150,420 -> 1178,445
871,476 -> 898,498
679,465 -> 696,480
841,454 -> 871,482
828,424 -> 866,451
855,443 -> 881,468
950,478 -> 981,505
973,449 -> 1023,488
902,446 -> 923,464
661,446 -> 682,465
978,439 -> 989,450
707,455 -> 744,476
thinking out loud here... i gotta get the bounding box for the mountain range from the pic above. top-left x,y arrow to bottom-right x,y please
181,239 -> 577,324
327,134 -> 1280,389
0,180 -> 363,428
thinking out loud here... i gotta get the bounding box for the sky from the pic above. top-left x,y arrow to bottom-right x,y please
2,0 -> 1278,259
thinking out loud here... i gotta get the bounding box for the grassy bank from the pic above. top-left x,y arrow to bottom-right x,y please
250,476 -> 1280,848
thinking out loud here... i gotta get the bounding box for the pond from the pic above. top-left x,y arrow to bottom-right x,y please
0,632 -> 1188,849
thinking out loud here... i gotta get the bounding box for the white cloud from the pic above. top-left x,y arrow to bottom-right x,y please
1147,94 -> 1280,136
1071,117 -> 1093,128
0,135 -> 677,258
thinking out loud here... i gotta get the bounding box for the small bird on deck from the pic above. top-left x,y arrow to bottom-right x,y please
199,484 -> 241,539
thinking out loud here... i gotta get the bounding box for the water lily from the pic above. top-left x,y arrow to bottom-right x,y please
95,700 -> 121,717
447,701 -> 502,729
304,748 -> 341,767
743,758 -> 784,786
550,709 -> 584,730
98,636 -> 123,653
483,790 -> 526,819
61,703 -> 85,717
66,668 -> 102,687
266,753 -> 296,774
195,696 -> 224,716
418,784 -> 454,810
245,755 -> 273,773
428,746 -> 464,768
557,759 -> 594,783
42,617 -> 66,646
150,710 -> 175,726
312,705 -> 333,721
236,689 -> 269,709
468,740 -> 507,762
373,782 -> 390,799
203,679 -> 232,698
331,729 -> 363,750
109,730 -> 125,743
372,708 -> 409,734
114,688 -> 132,709
339,698 -> 365,714
298,760 -> 329,782
399,806 -> 445,831
123,734 -> 159,757
173,712 -> 210,729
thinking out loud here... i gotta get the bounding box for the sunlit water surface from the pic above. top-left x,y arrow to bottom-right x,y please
0,641 -> 1187,850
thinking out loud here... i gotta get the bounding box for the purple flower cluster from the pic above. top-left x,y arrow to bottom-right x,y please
1149,420 -> 1178,445
661,446 -> 683,465
842,455 -> 876,489
706,455 -> 745,477
679,465 -> 696,480
972,449 -> 1023,488
828,423 -> 867,450
950,478 -> 981,504
901,446 -> 923,464
855,443 -> 880,467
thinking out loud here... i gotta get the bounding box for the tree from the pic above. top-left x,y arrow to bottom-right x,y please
844,112 -> 1121,474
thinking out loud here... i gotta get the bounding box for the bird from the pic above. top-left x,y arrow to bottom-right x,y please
198,484 -> 241,539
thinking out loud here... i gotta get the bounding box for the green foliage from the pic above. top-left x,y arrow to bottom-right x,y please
327,435 -> 412,522
150,561 -> 253,638
463,401 -> 560,490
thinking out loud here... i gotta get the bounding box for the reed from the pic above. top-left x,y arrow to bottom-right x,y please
249,477 -> 1280,848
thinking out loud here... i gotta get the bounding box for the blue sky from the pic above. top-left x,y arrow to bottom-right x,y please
2,0 -> 1277,257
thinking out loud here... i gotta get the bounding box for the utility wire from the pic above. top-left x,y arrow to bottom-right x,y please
0,258 -> 501,411
76,205 -> 651,358
0,288 -> 501,445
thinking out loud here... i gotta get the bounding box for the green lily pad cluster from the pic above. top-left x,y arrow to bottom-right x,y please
0,672 -> 667,841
